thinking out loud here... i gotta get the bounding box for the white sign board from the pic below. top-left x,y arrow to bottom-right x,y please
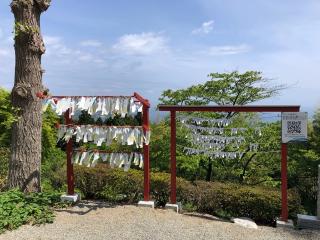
282,112 -> 308,143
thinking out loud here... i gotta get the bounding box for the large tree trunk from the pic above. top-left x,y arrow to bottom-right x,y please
8,0 -> 50,193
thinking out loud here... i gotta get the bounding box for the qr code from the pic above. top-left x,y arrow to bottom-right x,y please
287,121 -> 301,134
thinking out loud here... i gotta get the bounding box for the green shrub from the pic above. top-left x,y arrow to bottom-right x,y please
63,166 -> 302,225
0,88 -> 15,147
179,181 -> 303,225
0,147 -> 9,190
0,189 -> 67,234
73,166 -> 143,202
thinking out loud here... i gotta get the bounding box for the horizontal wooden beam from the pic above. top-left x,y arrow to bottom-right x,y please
158,105 -> 300,112
134,92 -> 150,107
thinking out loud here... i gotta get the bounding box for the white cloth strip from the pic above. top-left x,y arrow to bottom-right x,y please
71,151 -> 144,171
192,141 -> 225,150
57,125 -> 150,147
190,133 -> 246,144
183,124 -> 247,135
44,96 -> 143,118
183,147 -> 244,159
178,115 -> 232,127
249,143 -> 259,152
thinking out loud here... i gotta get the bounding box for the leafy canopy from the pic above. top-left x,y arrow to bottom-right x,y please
159,71 -> 285,107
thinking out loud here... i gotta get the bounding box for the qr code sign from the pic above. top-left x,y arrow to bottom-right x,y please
287,121 -> 301,134
282,112 -> 307,143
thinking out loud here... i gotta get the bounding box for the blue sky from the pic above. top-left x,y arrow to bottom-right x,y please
1,0 -> 320,116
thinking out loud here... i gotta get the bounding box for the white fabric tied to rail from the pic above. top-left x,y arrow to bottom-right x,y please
72,151 -> 143,171
184,124 -> 248,136
57,125 -> 151,148
42,96 -> 143,119
178,115 -> 231,127
249,143 -> 259,152
184,147 -> 244,159
192,141 -> 225,151
184,124 -> 225,135
191,133 -> 245,145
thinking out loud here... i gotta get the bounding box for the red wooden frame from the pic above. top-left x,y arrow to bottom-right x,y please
158,104 -> 300,222
59,92 -> 151,201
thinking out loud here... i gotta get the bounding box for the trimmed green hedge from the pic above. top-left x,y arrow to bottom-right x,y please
180,181 -> 302,225
52,166 -> 303,225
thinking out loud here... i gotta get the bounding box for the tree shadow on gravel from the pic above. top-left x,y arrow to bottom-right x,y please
182,212 -> 231,223
55,200 -> 118,215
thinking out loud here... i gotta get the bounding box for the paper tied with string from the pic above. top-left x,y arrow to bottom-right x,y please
57,125 -> 151,148
183,147 -> 244,160
180,115 -> 266,159
72,150 -> 144,171
178,115 -> 232,127
42,96 -> 143,120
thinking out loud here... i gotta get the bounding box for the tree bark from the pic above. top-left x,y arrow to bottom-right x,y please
8,0 -> 50,193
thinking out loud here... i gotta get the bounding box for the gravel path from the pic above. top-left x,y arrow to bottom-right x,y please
0,201 -> 319,240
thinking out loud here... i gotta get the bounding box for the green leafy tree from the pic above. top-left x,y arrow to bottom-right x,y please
0,88 -> 15,147
160,71 -> 285,112
41,106 -> 66,188
310,108 -> 320,154
287,110 -> 320,214
158,71 -> 285,181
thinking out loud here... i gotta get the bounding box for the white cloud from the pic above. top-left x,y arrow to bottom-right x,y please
43,35 -> 72,56
43,36 -> 61,46
207,44 -> 251,55
192,20 -> 214,35
78,53 -> 94,62
80,40 -> 102,47
112,32 -> 168,55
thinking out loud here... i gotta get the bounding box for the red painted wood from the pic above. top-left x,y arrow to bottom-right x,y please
170,110 -> 177,204
58,93 -> 151,200
143,99 -> 150,201
158,104 -> 301,219
281,143 -> 288,221
61,124 -> 143,128
158,105 -> 300,112
134,92 -> 151,107
65,109 -> 75,195
52,95 -> 134,98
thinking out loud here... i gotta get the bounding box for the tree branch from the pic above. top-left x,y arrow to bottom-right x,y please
34,0 -> 51,12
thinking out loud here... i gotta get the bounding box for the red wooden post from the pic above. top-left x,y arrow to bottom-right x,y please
65,109 -> 75,195
281,143 -> 288,221
143,101 -> 150,201
170,110 -> 177,204
158,105 -> 300,217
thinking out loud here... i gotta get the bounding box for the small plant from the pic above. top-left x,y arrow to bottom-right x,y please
0,189 -> 68,234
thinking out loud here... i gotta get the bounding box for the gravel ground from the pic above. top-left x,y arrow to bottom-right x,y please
0,201 -> 319,240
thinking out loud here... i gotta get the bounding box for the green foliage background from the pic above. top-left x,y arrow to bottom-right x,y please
0,70 -> 319,232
